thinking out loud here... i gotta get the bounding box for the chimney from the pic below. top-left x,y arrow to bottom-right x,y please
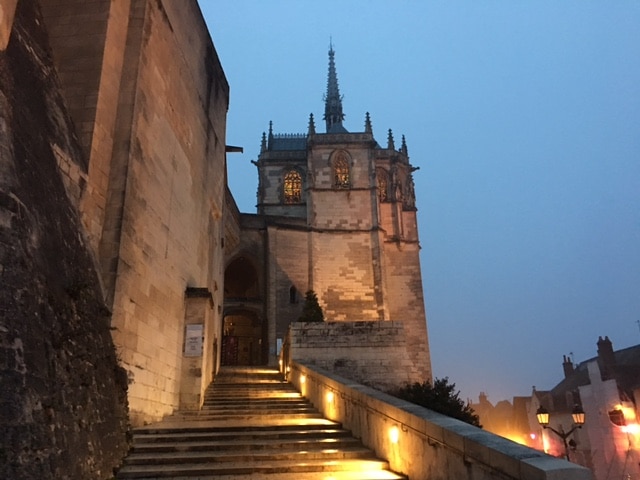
563,355 -> 575,378
597,336 -> 615,380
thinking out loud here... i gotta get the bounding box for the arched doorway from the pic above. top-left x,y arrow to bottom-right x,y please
222,256 -> 267,365
221,310 -> 265,366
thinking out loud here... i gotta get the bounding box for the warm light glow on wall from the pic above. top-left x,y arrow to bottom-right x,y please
300,374 -> 306,384
503,433 -> 528,446
542,432 -> 551,454
620,405 -> 636,421
326,391 -> 334,403
622,424 -> 640,435
389,425 -> 400,444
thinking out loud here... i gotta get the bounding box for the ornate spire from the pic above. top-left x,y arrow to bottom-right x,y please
323,42 -> 345,133
308,113 -> 316,135
387,129 -> 395,150
364,112 -> 372,134
401,135 -> 408,155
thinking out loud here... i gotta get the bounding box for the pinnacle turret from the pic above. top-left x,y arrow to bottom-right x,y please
308,113 -> 316,135
364,112 -> 372,134
260,132 -> 267,153
387,129 -> 395,150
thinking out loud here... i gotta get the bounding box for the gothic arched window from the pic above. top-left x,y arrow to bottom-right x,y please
283,170 -> 302,204
333,152 -> 350,188
376,168 -> 389,202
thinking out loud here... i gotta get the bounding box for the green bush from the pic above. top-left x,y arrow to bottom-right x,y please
297,290 -> 324,322
390,377 -> 481,427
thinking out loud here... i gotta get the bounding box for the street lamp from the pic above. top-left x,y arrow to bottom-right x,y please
536,404 -> 586,461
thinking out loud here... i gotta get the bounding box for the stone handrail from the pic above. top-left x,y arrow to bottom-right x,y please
286,362 -> 593,480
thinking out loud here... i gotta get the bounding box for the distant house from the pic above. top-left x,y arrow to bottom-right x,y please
530,337 -> 640,479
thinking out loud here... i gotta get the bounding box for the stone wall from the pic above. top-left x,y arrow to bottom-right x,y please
290,362 -> 594,480
383,241 -> 432,381
0,2 -> 129,478
101,0 -> 229,426
285,322 -> 423,391
268,225 -> 308,337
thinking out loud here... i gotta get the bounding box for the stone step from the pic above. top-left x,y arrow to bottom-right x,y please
117,458 -> 397,478
165,412 -> 325,422
132,436 -> 361,453
117,367 -> 404,480
134,418 -> 341,435
197,407 -> 318,416
132,427 -> 352,444
201,400 -> 308,408
204,392 -> 301,398
205,389 -> 299,396
124,447 -> 377,465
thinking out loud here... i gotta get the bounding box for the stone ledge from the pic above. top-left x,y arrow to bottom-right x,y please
289,362 -> 594,480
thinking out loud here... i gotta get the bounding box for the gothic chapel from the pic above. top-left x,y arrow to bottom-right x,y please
223,46 -> 431,381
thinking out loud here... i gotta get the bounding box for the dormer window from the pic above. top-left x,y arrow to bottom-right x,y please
283,170 -> 302,204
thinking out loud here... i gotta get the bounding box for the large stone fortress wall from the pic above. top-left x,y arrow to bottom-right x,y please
1,0 -> 231,434
1,2 -> 131,477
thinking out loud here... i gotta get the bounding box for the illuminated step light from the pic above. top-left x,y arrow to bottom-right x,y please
389,425 -> 400,444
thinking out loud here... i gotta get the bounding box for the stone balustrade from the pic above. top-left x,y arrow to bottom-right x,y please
287,362 -> 594,480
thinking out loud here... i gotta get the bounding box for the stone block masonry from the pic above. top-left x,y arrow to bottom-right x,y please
285,321 -> 423,391
0,2 -> 129,478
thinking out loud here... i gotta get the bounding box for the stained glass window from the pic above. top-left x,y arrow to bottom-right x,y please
333,153 -> 350,188
284,170 -> 302,204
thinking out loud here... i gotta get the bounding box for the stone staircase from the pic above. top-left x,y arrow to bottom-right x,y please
116,366 -> 406,479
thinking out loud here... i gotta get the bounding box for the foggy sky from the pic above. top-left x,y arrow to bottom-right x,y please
199,1 -> 640,403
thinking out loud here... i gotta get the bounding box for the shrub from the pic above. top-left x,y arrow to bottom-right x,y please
297,290 -> 324,322
390,377 -> 481,427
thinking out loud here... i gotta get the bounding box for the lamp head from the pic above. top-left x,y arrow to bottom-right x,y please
536,406 -> 550,426
572,405 -> 586,426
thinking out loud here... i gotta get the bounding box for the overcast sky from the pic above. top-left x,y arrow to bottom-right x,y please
199,1 -> 640,403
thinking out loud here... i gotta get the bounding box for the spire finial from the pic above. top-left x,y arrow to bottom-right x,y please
401,134 -> 408,155
308,113 -> 316,135
268,121 -> 274,149
323,41 -> 345,133
364,112 -> 372,134
387,129 -> 395,150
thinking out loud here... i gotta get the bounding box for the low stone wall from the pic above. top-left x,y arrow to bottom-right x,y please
288,362 -> 594,480
285,321 -> 423,391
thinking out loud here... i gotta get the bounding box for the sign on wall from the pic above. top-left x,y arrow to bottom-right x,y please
184,324 -> 203,357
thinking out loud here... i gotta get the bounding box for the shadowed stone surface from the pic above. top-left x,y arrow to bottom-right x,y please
0,3 -> 129,479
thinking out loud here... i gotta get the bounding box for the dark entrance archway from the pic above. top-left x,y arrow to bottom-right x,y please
221,310 -> 265,366
222,255 -> 267,365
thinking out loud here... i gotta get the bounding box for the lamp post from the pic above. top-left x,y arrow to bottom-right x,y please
536,404 -> 586,461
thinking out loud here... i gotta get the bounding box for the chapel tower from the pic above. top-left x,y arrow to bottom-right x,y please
235,46 -> 430,378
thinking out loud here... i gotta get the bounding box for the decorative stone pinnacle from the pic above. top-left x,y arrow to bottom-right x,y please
308,113 -> 316,135
260,132 -> 267,153
364,112 -> 372,134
